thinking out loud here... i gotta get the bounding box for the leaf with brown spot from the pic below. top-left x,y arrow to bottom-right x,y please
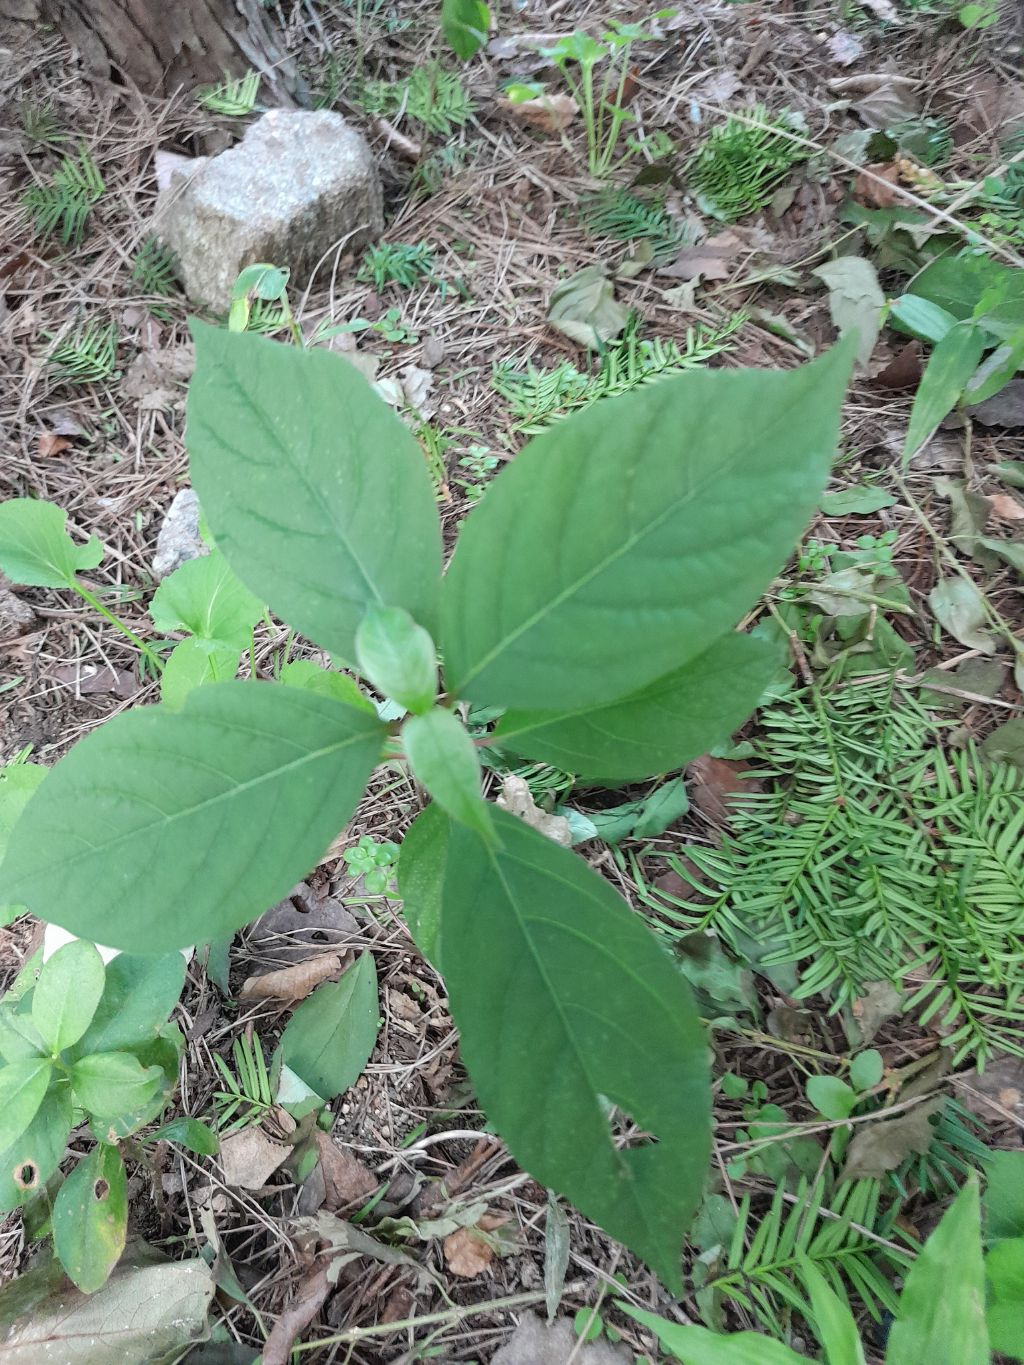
313,1129 -> 377,1212
239,951 -> 348,1006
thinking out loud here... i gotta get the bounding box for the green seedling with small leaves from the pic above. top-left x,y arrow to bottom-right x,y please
359,240 -> 437,291
0,319 -> 853,1289
892,252 -> 1024,464
343,835 -> 399,895
23,143 -> 103,245
47,320 -> 119,384
688,107 -> 809,222
199,69 -> 261,116
0,942 -> 209,1292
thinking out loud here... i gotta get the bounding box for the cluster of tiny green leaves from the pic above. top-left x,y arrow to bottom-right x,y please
360,65 -> 475,136
23,145 -> 104,245
687,107 -> 809,222
0,321 -> 852,1287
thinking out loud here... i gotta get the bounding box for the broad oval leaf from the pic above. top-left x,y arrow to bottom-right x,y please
149,548 -> 263,651
889,294 -> 958,345
434,807 -> 710,1290
402,708 -> 494,842
279,659 -> 374,713
160,637 -> 239,711
0,1085 -> 73,1212
0,1059 -> 52,1153
442,342 -> 853,710
0,498 -> 103,589
31,940 -> 106,1054
281,951 -> 379,1099
493,632 -> 779,781
52,1142 -> 128,1292
70,1052 -> 165,1120
911,254 -> 1024,341
0,682 -> 386,953
355,605 -> 438,715
70,954 -> 186,1059
187,322 -> 443,661
886,1178 -> 988,1365
149,1116 -> 220,1156
442,0 -> 489,60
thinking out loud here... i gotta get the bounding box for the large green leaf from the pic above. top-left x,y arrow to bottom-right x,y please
902,323 -> 986,464
493,632 -> 779,780
442,0 -> 489,60
0,682 -> 385,953
441,343 -> 852,709
70,1052 -> 165,1121
31,940 -> 105,1054
70,954 -> 186,1059
0,498 -> 103,589
397,804 -> 448,968
187,323 -> 443,661
149,549 -> 263,651
886,1179 -> 988,1365
911,254 -> 1024,341
0,1059 -> 52,1153
435,807 -> 710,1290
987,1236 -> 1024,1360
280,951 -> 379,1099
52,1142 -> 127,1292
0,1086 -> 73,1212
160,637 -> 239,711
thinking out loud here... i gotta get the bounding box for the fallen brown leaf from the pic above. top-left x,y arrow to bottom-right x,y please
968,378 -> 1024,428
51,663 -> 137,698
220,1125 -> 290,1189
261,1260 -> 331,1365
443,1213 -> 507,1278
37,433 -> 72,458
658,229 -> 746,282
830,73 -> 920,128
990,492 -> 1024,521
872,341 -> 922,390
687,755 -> 760,828
498,92 -> 578,133
239,950 -> 348,1005
855,161 -> 901,209
314,1130 -> 377,1213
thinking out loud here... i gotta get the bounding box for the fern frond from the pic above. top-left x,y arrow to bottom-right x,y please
582,188 -> 688,260
688,106 -> 808,222
132,237 -> 179,297
200,69 -> 261,116
47,321 -> 119,383
24,143 -> 104,244
493,313 -> 746,433
633,680 -> 1024,1065
360,64 -> 475,136
359,241 -> 436,290
707,1176 -> 910,1336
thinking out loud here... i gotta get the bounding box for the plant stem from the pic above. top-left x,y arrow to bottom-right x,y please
293,1283 -> 588,1352
72,582 -> 163,673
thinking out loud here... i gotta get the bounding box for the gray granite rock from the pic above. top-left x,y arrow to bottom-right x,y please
152,488 -> 207,580
155,110 -> 383,311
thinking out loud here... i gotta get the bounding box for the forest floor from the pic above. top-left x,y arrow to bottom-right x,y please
1,0 -> 1024,1361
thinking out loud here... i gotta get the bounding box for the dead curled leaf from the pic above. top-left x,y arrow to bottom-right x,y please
854,161 -> 901,209
239,951 -> 348,1005
37,432 -> 72,458
829,73 -> 920,128
989,493 -> 1024,522
657,229 -> 745,283
546,266 -> 628,350
219,1124 -> 291,1189
443,1213 -> 508,1278
313,1129 -> 377,1212
840,1098 -> 943,1181
497,775 -> 571,846
686,755 -> 760,829
498,92 -> 578,133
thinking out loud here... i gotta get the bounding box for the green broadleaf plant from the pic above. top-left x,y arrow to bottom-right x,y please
0,942 -> 204,1292
0,322 -> 853,1285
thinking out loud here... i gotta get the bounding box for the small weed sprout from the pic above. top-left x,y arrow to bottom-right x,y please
23,144 -> 104,245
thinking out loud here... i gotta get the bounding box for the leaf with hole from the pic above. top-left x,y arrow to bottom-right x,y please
0,1059 -> 53,1154
187,322 -> 443,661
70,1052 -> 165,1121
432,807 -> 709,1291
52,1142 -> 127,1292
443,341 -> 853,710
494,633 -> 779,781
402,709 -> 494,842
0,682 -> 386,953
355,605 -> 437,715
280,951 -> 379,1099
887,1178 -> 988,1365
0,1087 -> 73,1213
31,939 -> 105,1053
149,548 -> 263,651
0,498 -> 103,589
